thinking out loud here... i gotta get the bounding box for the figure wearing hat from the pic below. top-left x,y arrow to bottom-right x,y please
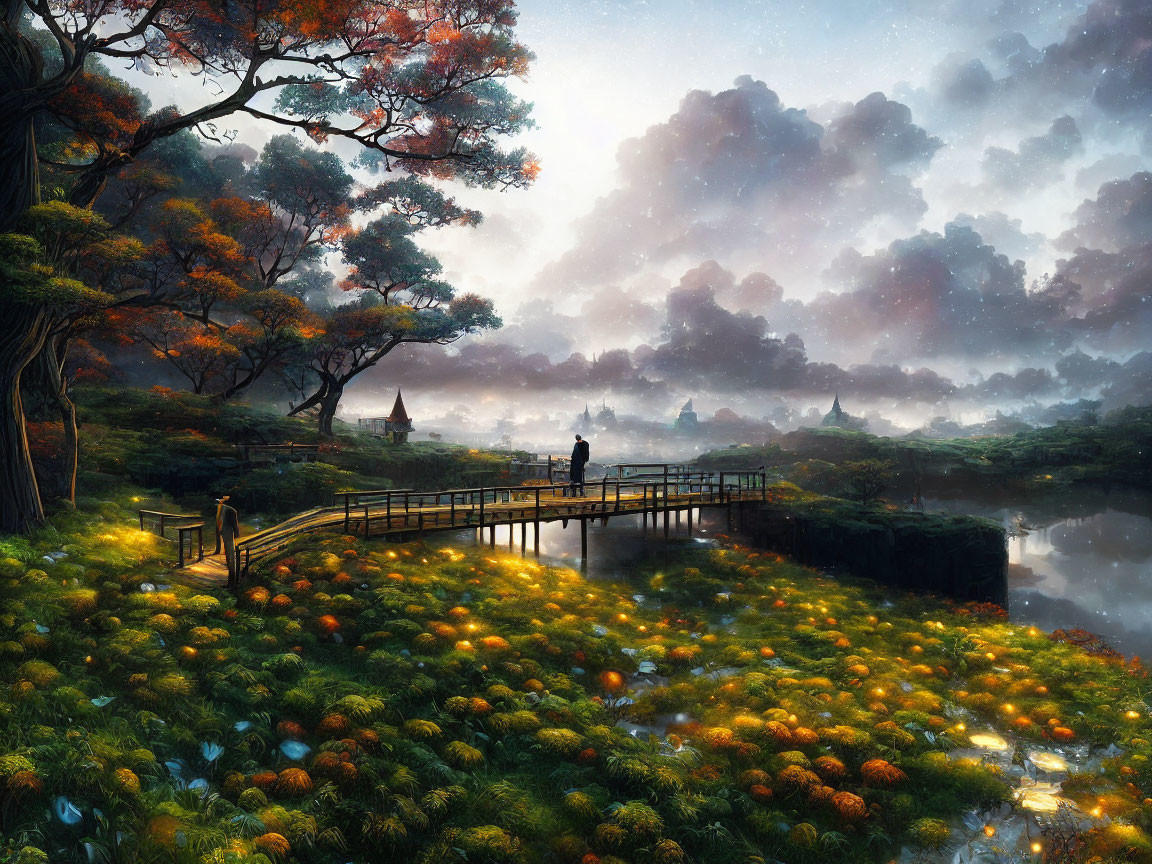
215,496 -> 242,589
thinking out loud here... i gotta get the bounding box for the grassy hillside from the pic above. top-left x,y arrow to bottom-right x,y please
48,387 -> 520,517
697,406 -> 1152,493
2,496 -> 1152,863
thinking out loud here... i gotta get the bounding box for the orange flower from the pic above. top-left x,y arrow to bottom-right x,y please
831,790 -> 868,822
316,713 -> 350,738
276,720 -> 307,740
275,768 -> 313,797
598,670 -> 626,694
251,771 -> 278,790
860,759 -> 907,787
748,784 -> 774,803
254,832 -> 292,858
813,755 -> 847,781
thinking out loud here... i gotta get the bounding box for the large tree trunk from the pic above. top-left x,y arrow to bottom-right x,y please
0,303 -> 51,532
26,337 -> 77,504
287,378 -> 328,417
0,8 -> 52,532
1,0 -> 42,230
316,383 -> 343,440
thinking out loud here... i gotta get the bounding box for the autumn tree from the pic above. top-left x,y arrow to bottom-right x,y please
1,0 -> 536,531
210,135 -> 354,290
289,214 -> 499,437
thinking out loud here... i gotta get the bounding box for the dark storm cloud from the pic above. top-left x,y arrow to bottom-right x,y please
930,0 -> 1152,127
960,367 -> 1060,400
1099,352 -> 1152,408
639,282 -> 810,389
825,92 -> 943,168
805,221 -> 1070,360
534,77 -> 940,291
360,274 -> 962,405
1047,172 -> 1152,349
1056,244 -> 1152,345
636,280 -> 958,401
1058,171 -> 1152,252
981,115 -> 1083,191
369,342 -> 669,398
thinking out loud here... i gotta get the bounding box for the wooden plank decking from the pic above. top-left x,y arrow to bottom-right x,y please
153,467 -> 768,587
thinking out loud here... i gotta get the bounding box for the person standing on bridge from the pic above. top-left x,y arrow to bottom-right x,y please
212,495 -> 229,555
217,497 -> 242,590
570,434 -> 590,496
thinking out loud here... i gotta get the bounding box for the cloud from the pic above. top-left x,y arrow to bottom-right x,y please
929,0 -> 1152,130
533,76 -> 940,295
932,55 -> 996,107
949,211 -> 1046,261
1059,171 -> 1152,252
824,92 -> 943,168
981,115 -> 1082,191
804,221 -> 1070,361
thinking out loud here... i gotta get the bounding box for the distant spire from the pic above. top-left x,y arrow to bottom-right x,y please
387,389 -> 410,423
832,392 -> 842,414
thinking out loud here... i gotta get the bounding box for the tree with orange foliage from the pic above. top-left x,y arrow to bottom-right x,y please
211,135 -> 355,290
1,0 -> 536,531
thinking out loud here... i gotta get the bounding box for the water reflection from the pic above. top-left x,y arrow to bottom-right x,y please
440,508 -> 727,578
925,491 -> 1152,656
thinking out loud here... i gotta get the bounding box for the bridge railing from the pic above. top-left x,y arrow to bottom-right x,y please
139,510 -> 205,567
232,466 -> 769,579
139,509 -> 203,537
333,470 -> 769,536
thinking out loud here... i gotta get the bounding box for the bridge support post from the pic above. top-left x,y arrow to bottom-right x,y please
580,518 -> 588,573
534,520 -> 540,557
489,525 -> 496,547
687,506 -> 693,535
521,522 -> 527,554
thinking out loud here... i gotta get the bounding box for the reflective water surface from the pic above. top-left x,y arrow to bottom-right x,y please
925,489 -> 1152,656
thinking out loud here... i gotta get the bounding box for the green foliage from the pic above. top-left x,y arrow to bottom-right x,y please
2,478 -> 1151,863
696,408 -> 1152,492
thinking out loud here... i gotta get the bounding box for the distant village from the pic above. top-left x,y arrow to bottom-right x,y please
357,387 -> 1070,461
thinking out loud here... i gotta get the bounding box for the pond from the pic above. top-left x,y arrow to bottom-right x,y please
924,488 -> 1152,657
437,485 -> 1152,658
441,507 -> 725,579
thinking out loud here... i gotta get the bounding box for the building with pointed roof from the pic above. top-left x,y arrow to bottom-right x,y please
675,398 -> 699,432
385,390 -> 413,443
821,393 -> 867,431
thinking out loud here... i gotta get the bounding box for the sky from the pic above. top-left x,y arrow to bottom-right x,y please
116,0 -> 1152,439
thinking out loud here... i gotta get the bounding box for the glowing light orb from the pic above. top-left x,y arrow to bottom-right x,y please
969,732 -> 1009,751
1027,752 -> 1068,773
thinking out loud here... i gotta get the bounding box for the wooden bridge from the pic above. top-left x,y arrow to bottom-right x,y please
140,465 -> 768,585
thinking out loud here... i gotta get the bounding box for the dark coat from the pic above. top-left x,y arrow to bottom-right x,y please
220,504 -> 240,538
571,440 -> 589,464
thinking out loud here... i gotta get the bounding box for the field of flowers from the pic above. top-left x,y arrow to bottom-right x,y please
1,499 -> 1151,863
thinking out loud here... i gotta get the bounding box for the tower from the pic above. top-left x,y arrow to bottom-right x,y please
385,390 -> 413,443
